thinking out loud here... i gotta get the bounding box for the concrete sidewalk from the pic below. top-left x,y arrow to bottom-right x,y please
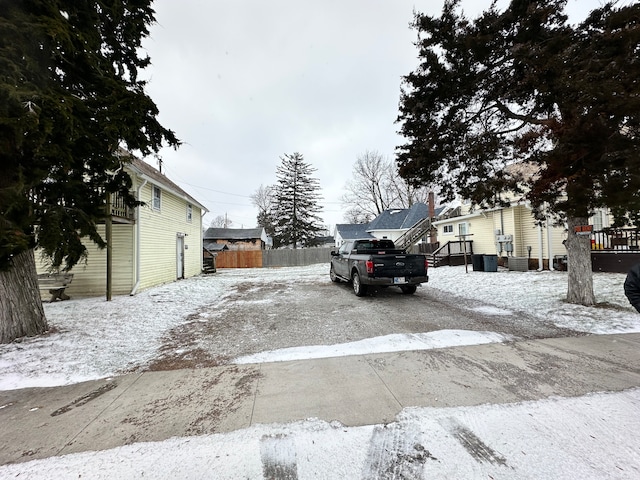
1,333 -> 640,465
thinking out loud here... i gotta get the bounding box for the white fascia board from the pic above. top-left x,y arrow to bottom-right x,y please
432,212 -> 482,226
432,201 -> 530,226
130,169 -> 209,214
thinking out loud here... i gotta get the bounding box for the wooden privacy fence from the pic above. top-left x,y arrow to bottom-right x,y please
215,247 -> 333,269
215,250 -> 263,268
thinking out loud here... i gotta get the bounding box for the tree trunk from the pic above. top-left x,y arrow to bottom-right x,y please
565,216 -> 596,306
0,249 -> 48,343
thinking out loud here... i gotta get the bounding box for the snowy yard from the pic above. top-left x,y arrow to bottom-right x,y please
1,264 -> 638,391
1,264 -> 639,479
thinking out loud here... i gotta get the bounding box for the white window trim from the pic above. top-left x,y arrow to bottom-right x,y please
457,222 -> 469,236
152,185 -> 161,211
186,204 -> 193,223
443,224 -> 454,235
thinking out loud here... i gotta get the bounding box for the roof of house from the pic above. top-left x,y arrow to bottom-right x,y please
204,227 -> 266,241
122,152 -> 208,213
366,203 -> 429,231
335,223 -> 375,240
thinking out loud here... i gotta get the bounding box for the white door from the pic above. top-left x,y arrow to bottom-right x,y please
176,235 -> 185,279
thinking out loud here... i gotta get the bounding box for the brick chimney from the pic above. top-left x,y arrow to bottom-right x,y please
428,191 -> 437,244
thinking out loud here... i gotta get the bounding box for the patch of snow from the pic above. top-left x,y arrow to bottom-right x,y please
470,305 -> 513,316
234,329 -> 514,364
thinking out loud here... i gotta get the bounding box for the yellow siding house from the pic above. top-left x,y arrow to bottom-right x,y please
433,200 -> 566,270
37,155 -> 207,297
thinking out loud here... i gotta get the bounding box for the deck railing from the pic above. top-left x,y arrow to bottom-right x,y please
109,192 -> 134,221
591,228 -> 639,251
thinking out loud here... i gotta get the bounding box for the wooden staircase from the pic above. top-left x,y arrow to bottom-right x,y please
394,217 -> 432,252
430,240 -> 474,267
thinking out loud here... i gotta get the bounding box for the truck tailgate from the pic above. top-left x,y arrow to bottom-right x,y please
371,255 -> 426,277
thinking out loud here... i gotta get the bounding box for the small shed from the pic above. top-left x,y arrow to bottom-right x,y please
203,227 -> 268,251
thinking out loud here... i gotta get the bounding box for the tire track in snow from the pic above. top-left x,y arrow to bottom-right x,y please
260,433 -> 298,480
361,421 -> 436,479
441,417 -> 508,467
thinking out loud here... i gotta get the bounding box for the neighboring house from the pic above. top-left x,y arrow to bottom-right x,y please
430,160 -> 628,270
314,235 -> 335,247
334,203 -> 433,250
365,203 -> 430,244
203,227 -> 268,251
432,200 -> 566,268
37,154 -> 208,297
333,224 -> 374,247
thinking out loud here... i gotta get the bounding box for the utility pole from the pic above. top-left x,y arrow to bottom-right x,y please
105,192 -> 112,301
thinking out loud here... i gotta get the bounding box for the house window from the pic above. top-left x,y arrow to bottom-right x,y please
186,204 -> 193,223
591,209 -> 606,231
458,222 -> 468,236
152,185 -> 161,211
443,225 -> 454,235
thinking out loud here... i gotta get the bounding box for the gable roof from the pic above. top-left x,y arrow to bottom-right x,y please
366,203 -> 429,231
121,151 -> 208,213
335,223 -> 374,240
204,227 -> 266,241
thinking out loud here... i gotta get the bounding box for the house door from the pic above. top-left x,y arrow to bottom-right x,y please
176,234 -> 185,279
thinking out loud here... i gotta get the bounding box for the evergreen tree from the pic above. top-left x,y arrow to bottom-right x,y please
272,153 -> 323,249
0,1 -> 178,342
396,0 -> 640,306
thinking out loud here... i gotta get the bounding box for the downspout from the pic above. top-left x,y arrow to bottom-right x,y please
537,223 -> 544,271
547,214 -> 554,271
130,178 -> 147,296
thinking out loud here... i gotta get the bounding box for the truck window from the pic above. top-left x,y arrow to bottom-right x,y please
339,242 -> 352,254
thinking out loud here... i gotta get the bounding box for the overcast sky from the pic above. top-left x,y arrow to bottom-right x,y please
140,0 -> 607,231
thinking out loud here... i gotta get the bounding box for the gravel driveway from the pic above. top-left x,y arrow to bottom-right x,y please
146,266 -> 583,371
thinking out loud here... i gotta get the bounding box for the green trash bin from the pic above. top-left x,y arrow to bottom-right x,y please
483,254 -> 498,272
472,254 -> 484,271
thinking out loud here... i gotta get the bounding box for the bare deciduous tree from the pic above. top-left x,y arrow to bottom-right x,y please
210,215 -> 232,228
341,151 -> 433,222
251,184 -> 276,239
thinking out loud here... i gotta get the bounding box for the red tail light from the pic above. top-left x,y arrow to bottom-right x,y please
366,260 -> 374,274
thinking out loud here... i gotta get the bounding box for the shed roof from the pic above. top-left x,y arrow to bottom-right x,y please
203,241 -> 229,253
204,227 -> 266,241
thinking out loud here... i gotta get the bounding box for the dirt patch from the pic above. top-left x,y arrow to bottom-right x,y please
51,382 -> 118,417
146,347 -> 229,371
142,274 -> 584,372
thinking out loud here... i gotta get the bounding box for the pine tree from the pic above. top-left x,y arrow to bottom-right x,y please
396,0 -> 640,306
0,1 -> 178,342
272,153 -> 323,249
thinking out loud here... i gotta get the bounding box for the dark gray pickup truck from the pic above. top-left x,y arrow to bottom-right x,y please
329,238 -> 429,296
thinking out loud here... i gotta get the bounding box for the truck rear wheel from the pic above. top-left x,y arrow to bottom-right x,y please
352,272 -> 368,297
400,285 -> 417,295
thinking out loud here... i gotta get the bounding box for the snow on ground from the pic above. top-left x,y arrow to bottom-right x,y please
2,264 -> 640,479
432,265 -> 640,335
1,388 -> 638,479
234,329 -> 515,364
1,264 -> 639,391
